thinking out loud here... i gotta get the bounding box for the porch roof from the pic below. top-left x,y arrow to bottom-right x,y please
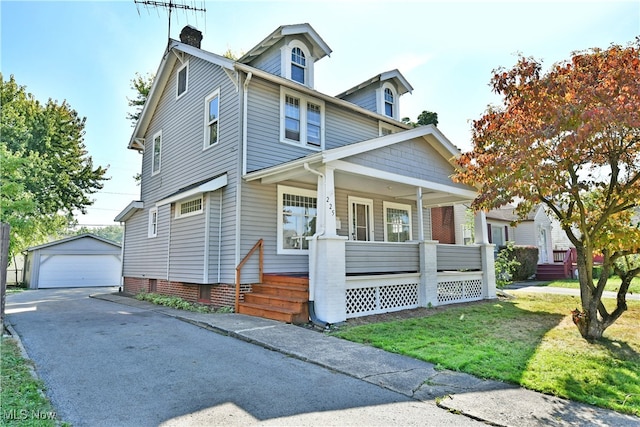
244,126 -> 477,206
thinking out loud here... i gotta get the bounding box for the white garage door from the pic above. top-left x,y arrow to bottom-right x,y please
38,254 -> 121,288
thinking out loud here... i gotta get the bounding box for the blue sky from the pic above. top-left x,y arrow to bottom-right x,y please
2,0 -> 638,226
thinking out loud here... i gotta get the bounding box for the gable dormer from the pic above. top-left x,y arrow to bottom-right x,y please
336,70 -> 413,121
238,23 -> 332,89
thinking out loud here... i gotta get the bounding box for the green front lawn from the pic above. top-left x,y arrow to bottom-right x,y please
0,337 -> 63,426
331,293 -> 640,416
543,277 -> 640,294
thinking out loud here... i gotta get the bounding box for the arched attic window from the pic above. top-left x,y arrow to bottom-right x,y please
283,41 -> 313,87
291,47 -> 306,84
379,82 -> 399,120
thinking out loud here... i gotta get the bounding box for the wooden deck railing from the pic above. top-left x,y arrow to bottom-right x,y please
235,239 -> 263,313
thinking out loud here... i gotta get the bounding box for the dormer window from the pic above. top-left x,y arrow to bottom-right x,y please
291,47 -> 306,84
282,41 -> 314,87
384,88 -> 394,117
378,82 -> 398,119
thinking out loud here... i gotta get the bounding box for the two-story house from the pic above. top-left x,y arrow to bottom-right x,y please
116,24 -> 496,325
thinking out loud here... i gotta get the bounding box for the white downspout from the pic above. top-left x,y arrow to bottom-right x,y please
235,72 -> 252,273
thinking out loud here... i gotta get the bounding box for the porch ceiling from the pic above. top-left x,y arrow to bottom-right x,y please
249,161 -> 474,207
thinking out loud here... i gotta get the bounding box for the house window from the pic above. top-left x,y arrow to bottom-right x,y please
177,61 -> 189,98
384,88 -> 394,117
152,131 -> 162,175
176,196 -> 203,219
379,83 -> 398,120
379,121 -> 400,136
284,95 -> 300,141
148,208 -> 158,238
204,89 -> 220,148
291,47 -> 306,84
282,41 -> 313,87
277,185 -> 317,254
383,201 -> 412,242
280,88 -> 324,149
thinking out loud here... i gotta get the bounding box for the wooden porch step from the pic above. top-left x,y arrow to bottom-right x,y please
243,293 -> 307,311
237,302 -> 309,324
251,283 -> 309,299
536,263 -> 571,280
237,274 -> 310,324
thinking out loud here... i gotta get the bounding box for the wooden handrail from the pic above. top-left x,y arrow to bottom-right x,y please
235,239 -> 263,313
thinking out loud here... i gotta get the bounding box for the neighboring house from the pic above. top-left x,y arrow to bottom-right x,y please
116,24 -> 496,324
485,205 -> 554,264
24,234 -> 122,289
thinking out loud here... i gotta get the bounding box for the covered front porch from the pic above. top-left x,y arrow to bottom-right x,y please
243,127 -> 497,324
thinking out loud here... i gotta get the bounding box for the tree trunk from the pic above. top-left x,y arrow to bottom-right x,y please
573,244 -> 606,340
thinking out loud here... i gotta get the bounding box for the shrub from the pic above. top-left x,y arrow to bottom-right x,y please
498,245 -> 538,281
134,292 -> 233,313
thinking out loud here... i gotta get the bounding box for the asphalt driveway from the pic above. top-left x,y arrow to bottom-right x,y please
5,288 -> 481,426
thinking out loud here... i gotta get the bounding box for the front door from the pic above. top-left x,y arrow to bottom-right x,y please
349,197 -> 374,241
538,227 -> 549,263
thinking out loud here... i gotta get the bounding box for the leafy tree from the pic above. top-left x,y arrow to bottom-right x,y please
454,39 -> 640,340
63,225 -> 123,243
402,110 -> 439,127
126,72 -> 154,126
455,40 -> 640,340
0,74 -> 107,259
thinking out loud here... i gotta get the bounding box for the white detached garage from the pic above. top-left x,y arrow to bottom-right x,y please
24,234 -> 122,289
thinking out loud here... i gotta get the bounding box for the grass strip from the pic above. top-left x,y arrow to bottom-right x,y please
0,337 -> 62,426
331,293 -> 640,416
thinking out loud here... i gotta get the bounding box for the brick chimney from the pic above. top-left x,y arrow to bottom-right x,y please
180,25 -> 203,49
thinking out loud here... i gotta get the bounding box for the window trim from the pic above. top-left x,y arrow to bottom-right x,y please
280,87 -> 325,150
378,121 -> 400,136
203,88 -> 221,149
176,60 -> 189,99
281,40 -> 314,87
148,208 -> 158,238
377,82 -> 399,120
383,201 -> 412,242
277,185 -> 318,255
175,196 -> 204,219
151,130 -> 162,175
348,196 -> 374,241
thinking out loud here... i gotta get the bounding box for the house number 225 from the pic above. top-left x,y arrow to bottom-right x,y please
326,197 -> 335,216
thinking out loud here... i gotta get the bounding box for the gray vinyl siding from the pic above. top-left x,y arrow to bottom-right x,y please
168,203 -> 206,283
436,245 -> 482,271
126,53 -> 241,284
207,189 -> 223,282
344,138 -> 473,190
140,56 -> 240,203
338,86 -> 377,113
246,43 -> 282,76
245,77 -> 381,172
122,205 -> 170,279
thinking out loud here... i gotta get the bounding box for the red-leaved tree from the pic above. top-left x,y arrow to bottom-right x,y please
454,38 -> 640,340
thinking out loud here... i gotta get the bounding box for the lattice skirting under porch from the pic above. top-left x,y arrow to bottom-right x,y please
345,274 -> 420,318
436,273 -> 483,305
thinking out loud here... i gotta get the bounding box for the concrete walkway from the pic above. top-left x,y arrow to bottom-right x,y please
92,292 -> 639,427
505,282 -> 640,300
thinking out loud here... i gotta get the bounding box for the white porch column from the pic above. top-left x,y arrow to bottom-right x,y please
313,236 -> 347,323
480,243 -> 497,299
417,187 -> 425,241
474,210 -> 489,244
318,166 -> 338,236
419,240 -> 439,307
474,210 -> 497,299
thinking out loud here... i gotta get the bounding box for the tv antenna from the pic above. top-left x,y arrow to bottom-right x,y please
134,0 -> 206,42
